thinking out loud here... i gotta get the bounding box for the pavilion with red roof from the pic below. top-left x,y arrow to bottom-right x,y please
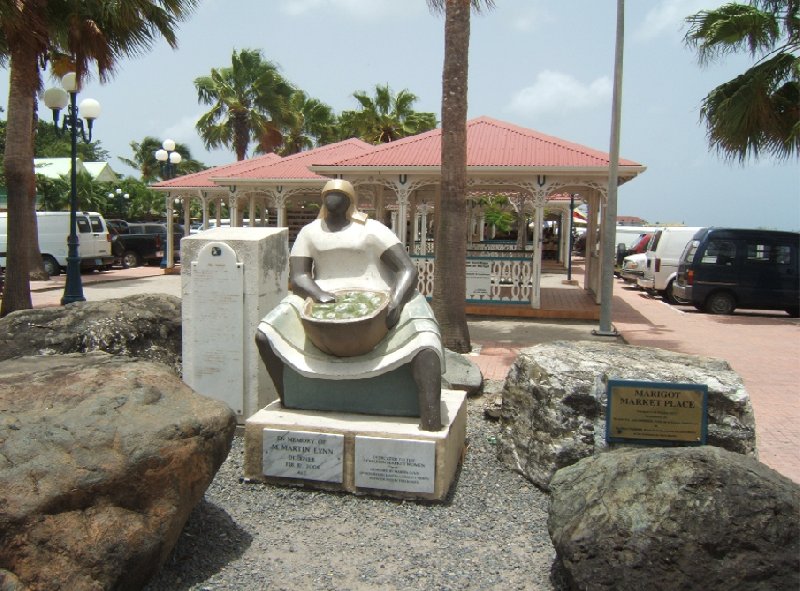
152,116 -> 645,309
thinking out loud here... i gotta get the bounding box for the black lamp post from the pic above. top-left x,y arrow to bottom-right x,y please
155,139 -> 181,269
43,72 -> 101,305
107,188 -> 130,218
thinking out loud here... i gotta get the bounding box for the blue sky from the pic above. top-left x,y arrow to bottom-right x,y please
3,0 -> 799,230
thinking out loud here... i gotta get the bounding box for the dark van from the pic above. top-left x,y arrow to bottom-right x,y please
673,228 -> 800,316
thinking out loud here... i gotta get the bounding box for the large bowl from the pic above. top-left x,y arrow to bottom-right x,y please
300,289 -> 390,357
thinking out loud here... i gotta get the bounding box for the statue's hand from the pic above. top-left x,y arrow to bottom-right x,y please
316,291 -> 336,304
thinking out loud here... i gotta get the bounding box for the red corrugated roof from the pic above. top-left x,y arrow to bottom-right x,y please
214,138 -> 373,182
314,116 -> 641,168
152,152 -> 282,189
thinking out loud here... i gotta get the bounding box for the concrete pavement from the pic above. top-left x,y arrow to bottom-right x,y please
20,264 -> 800,484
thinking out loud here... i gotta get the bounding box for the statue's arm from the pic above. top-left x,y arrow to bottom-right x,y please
289,256 -> 335,302
380,243 -> 418,329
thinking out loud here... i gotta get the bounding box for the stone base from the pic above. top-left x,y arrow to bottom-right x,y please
244,389 -> 467,502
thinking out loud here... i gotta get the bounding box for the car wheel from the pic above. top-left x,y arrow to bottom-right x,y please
705,291 -> 736,315
786,307 -> 799,318
122,250 -> 143,268
665,280 -> 689,305
42,255 -> 60,277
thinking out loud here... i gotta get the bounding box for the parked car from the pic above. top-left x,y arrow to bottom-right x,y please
615,232 -> 654,275
673,227 -> 800,316
107,225 -> 164,268
638,226 -> 703,304
127,222 -> 184,262
0,211 -> 114,275
620,252 -> 648,285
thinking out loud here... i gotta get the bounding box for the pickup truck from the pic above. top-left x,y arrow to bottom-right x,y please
109,225 -> 166,269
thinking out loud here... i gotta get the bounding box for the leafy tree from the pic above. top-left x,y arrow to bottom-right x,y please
34,174 -> 69,211
34,119 -> 109,161
119,136 -> 205,183
426,0 -> 494,352
480,195 -> 515,235
0,0 -> 199,316
685,0 -> 799,161
339,83 -> 437,144
277,90 -> 338,156
195,48 -> 296,160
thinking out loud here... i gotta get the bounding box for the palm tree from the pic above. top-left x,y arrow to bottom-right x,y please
277,90 -> 338,156
195,48 -> 296,160
685,0 -> 799,161
339,83 -> 437,144
0,0 -> 198,316
426,0 -> 494,352
120,136 -> 205,183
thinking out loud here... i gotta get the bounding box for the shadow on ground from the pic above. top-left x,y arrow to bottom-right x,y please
144,499 -> 252,590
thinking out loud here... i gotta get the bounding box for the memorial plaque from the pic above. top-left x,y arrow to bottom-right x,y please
606,379 -> 707,445
354,436 -> 435,493
263,429 -> 344,482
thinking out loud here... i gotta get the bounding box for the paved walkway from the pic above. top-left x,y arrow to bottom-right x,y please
470,276 -> 800,485
20,263 -> 800,484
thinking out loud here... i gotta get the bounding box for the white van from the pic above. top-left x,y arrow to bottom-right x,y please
638,226 -> 703,304
0,211 -> 115,275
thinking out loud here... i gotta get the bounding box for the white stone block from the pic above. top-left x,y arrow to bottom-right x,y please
182,228 -> 288,422
244,389 -> 468,502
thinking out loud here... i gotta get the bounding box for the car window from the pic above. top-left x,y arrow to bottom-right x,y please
702,239 -> 736,265
774,244 -> 793,266
745,241 -> 772,264
89,216 -> 104,233
77,217 -> 91,233
648,231 -> 662,252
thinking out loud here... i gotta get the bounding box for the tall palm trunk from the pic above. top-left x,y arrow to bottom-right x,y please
433,0 -> 471,352
1,46 -> 39,316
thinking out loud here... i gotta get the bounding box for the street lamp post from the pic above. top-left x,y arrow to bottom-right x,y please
43,72 -> 101,305
107,188 -> 130,218
155,139 -> 182,269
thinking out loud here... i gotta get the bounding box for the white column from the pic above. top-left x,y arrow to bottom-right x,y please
183,196 -> 191,235
201,193 -> 210,230
248,194 -> 256,227
530,203 -> 544,309
395,187 -> 410,246
229,192 -> 239,227
165,195 -> 175,269
419,204 -> 429,255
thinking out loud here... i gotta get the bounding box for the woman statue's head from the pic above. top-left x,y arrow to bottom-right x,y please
318,179 -> 365,223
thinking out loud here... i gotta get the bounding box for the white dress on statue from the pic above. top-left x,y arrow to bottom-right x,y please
257,217 -> 444,379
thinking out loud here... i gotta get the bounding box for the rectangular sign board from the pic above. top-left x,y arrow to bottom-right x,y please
465,258 -> 492,299
354,436 -> 436,494
606,379 -> 707,445
263,429 -> 344,483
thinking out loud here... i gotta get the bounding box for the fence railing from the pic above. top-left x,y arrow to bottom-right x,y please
412,255 -> 533,304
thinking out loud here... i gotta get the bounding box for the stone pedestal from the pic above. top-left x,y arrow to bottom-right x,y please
244,389 -> 467,502
182,228 -> 288,423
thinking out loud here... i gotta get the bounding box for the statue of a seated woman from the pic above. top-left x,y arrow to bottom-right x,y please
255,179 -> 444,431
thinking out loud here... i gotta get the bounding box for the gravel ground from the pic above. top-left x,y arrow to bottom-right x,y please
144,390 -> 558,591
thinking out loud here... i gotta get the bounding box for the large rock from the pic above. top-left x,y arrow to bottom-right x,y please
548,446 -> 800,591
497,341 -> 755,490
0,353 -> 237,590
0,294 -> 182,373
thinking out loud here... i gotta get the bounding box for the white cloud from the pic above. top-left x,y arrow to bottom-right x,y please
278,0 -> 424,20
506,70 -> 612,118
635,0 -> 727,41
508,7 -> 555,33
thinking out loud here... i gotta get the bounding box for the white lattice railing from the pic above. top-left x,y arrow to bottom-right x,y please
412,255 -> 533,304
